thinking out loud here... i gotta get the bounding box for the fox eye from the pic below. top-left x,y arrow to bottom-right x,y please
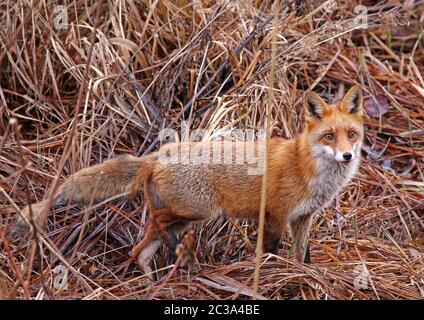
349,130 -> 357,139
324,133 -> 334,141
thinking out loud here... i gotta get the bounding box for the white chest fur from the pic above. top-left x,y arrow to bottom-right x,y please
288,156 -> 360,222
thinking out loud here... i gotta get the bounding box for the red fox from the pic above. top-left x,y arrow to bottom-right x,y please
14,85 -> 364,272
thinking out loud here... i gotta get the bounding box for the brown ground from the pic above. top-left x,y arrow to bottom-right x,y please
0,0 -> 423,299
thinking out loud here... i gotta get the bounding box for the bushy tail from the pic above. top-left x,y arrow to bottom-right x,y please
12,153 -> 157,236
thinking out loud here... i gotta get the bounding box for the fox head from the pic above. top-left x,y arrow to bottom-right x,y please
303,85 -> 364,165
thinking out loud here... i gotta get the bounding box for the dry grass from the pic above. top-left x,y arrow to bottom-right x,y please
1,0 -> 424,300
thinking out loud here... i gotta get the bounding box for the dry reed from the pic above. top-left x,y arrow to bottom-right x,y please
0,0 -> 423,300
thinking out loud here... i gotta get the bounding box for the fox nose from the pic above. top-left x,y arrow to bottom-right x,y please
343,152 -> 352,161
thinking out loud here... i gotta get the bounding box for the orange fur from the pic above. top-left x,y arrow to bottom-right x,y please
14,86 -> 364,271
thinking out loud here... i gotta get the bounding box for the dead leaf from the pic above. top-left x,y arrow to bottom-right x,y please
364,95 -> 390,118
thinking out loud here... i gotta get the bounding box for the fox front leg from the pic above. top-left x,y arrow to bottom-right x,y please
289,213 -> 314,263
262,212 -> 285,255
263,231 -> 281,255
304,243 -> 311,263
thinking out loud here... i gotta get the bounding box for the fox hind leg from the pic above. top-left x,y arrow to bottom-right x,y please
152,208 -> 183,253
137,176 -> 199,274
150,205 -> 204,255
132,219 -> 163,275
143,175 -> 182,253
132,209 -> 191,278
138,239 -> 163,279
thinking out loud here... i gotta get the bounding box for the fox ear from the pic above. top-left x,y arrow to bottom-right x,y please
340,85 -> 363,115
304,91 -> 329,121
